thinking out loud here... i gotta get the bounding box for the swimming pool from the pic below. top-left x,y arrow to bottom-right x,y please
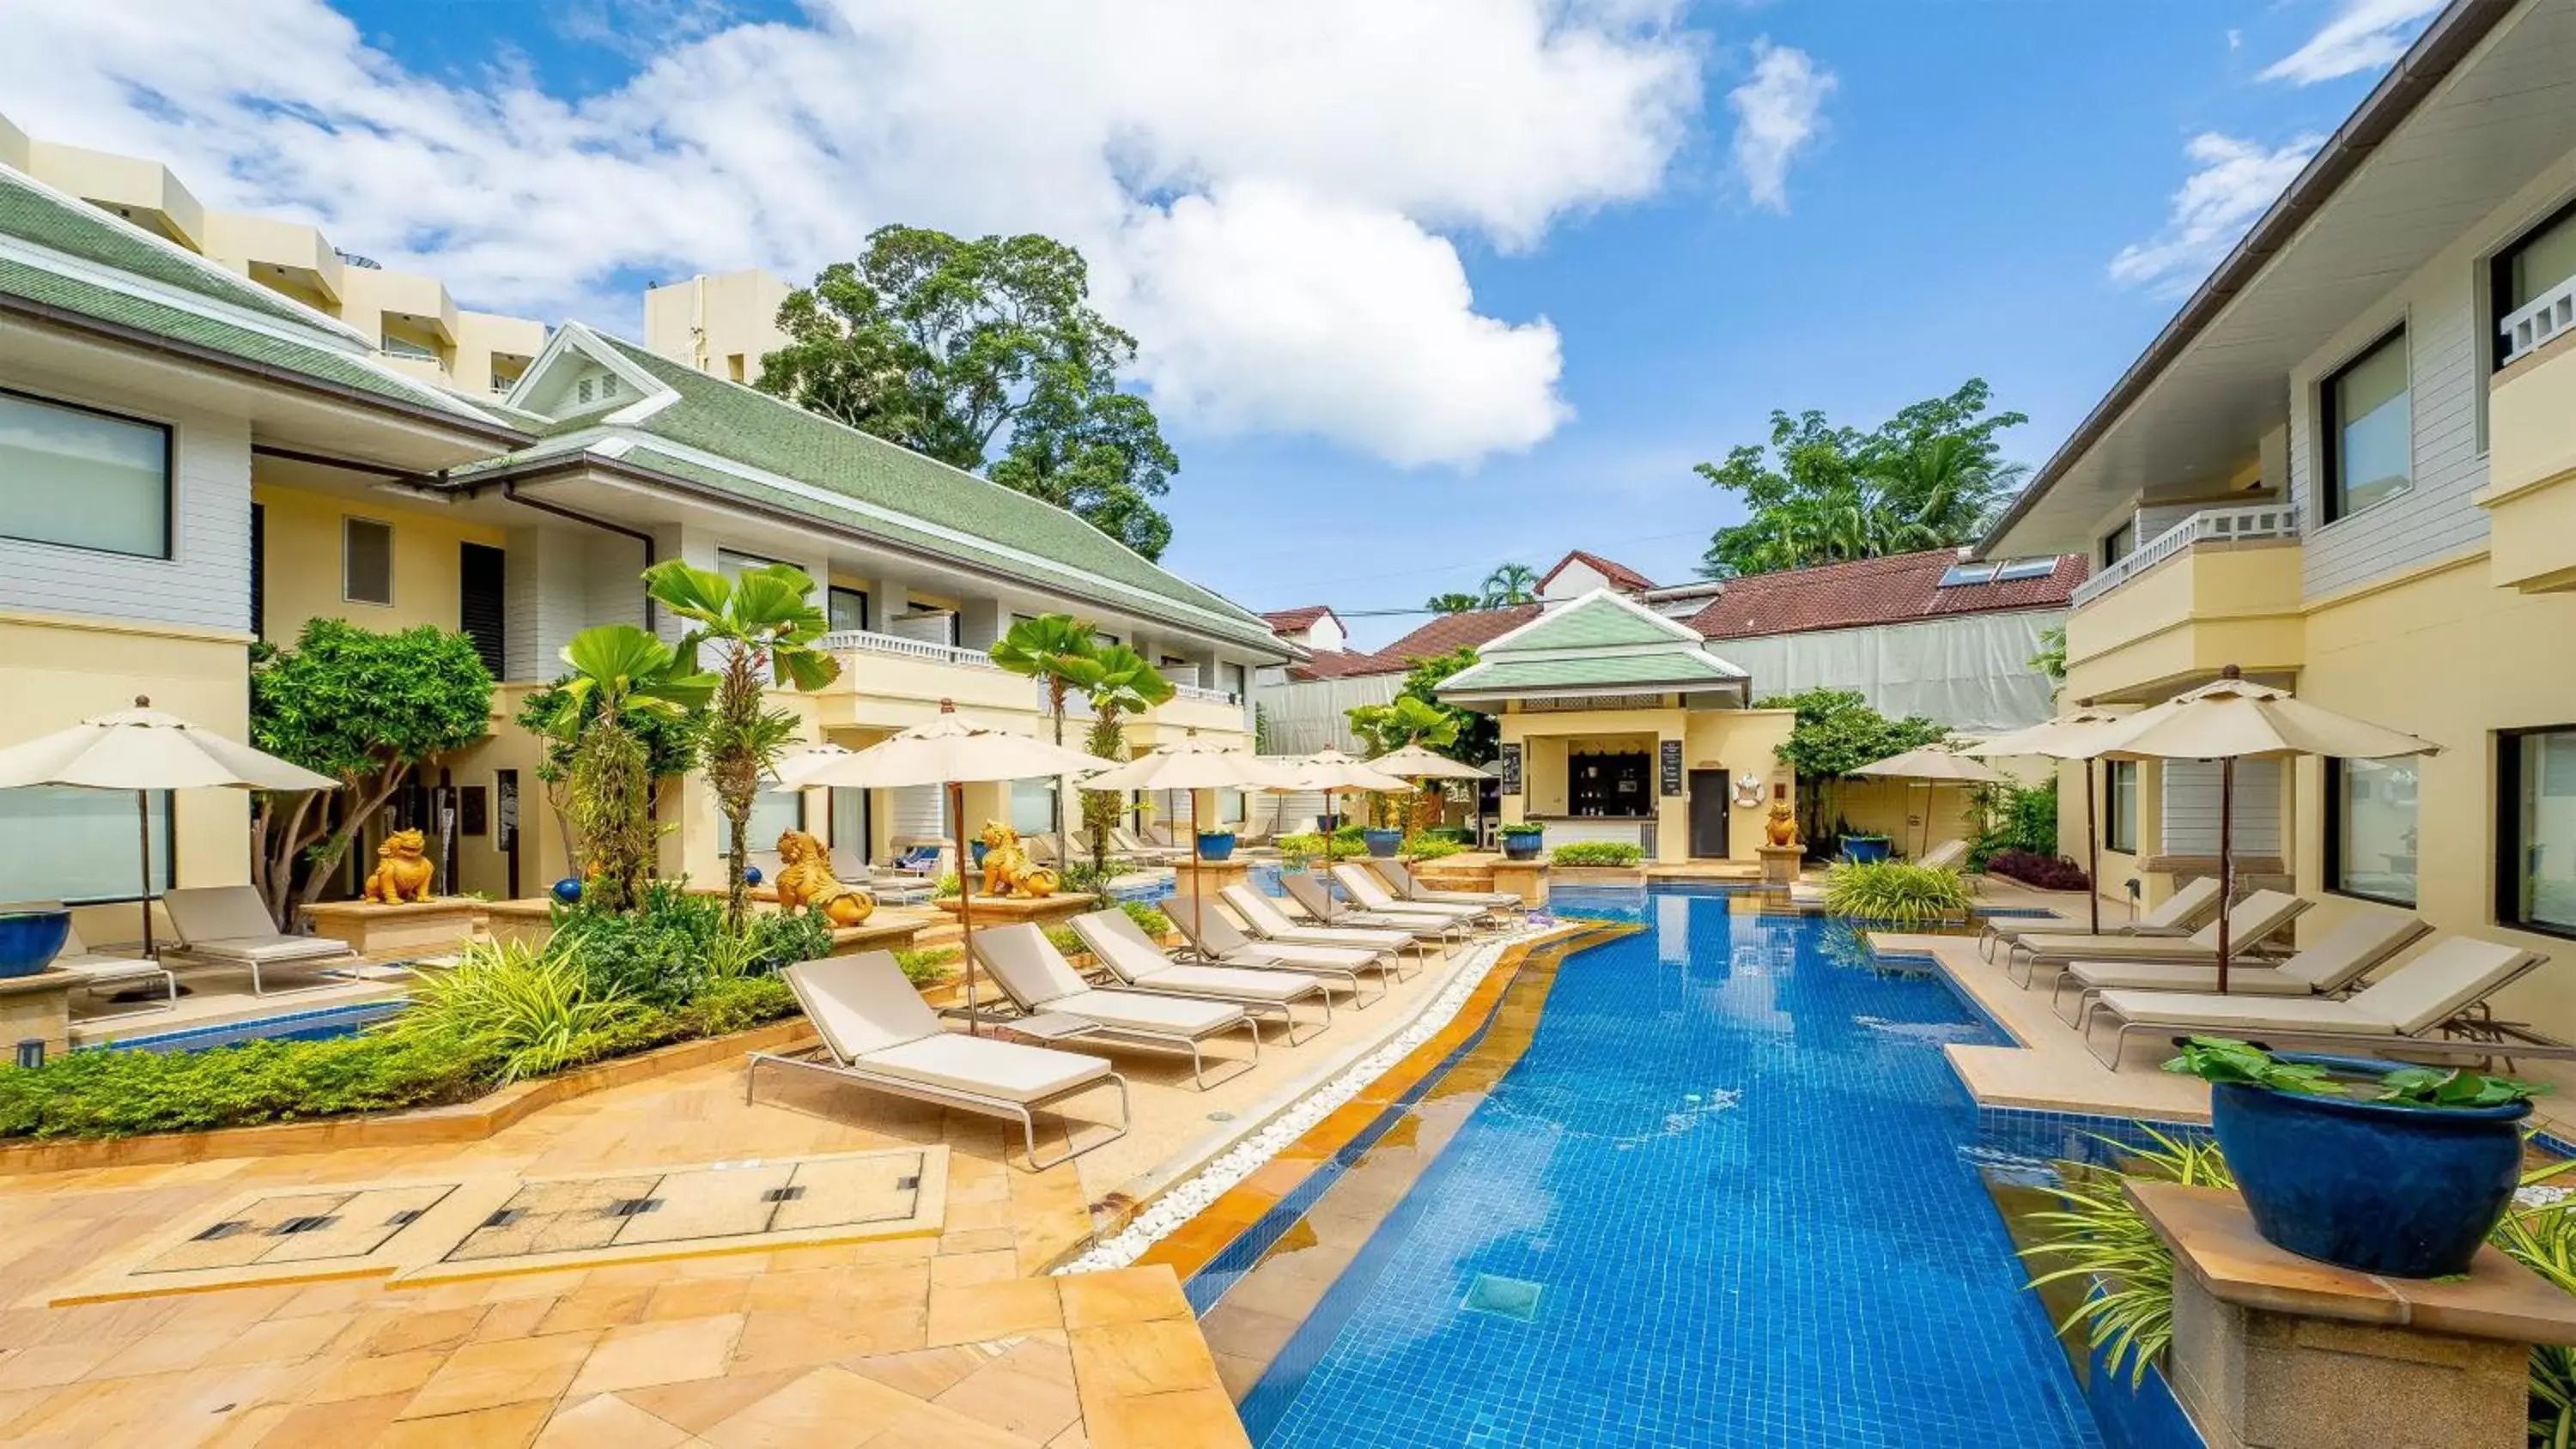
94,999 -> 407,1053
1236,884 -> 2106,1448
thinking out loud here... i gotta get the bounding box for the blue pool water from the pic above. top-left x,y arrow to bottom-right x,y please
1239,885 -> 2103,1449
96,1000 -> 406,1053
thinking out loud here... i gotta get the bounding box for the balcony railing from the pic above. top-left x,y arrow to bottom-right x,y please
819,629 -> 1002,670
2502,274 -> 2576,367
2071,503 -> 2300,608
1171,682 -> 1241,706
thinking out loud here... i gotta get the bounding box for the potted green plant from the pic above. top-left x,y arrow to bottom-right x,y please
1500,823 -> 1545,861
2166,1037 -> 2546,1277
1196,828 -> 1238,862
1837,832 -> 1893,864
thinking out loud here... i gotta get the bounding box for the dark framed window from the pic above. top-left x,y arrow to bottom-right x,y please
2102,518 -> 2136,567
2493,196 -> 2576,368
0,388 -> 173,559
728,787 -> 805,859
343,517 -> 393,605
2499,725 -> 2576,940
2320,328 -> 2409,524
827,585 -> 870,633
2325,757 -> 2418,906
2103,761 -> 2140,853
459,542 -> 507,678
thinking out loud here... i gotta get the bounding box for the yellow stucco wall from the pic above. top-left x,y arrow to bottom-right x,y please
253,483 -> 508,647
2063,541 -> 2306,704
1497,706 -> 1795,863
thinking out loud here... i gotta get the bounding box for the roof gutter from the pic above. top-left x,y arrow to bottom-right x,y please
1978,0 -> 2515,555
498,478 -> 659,633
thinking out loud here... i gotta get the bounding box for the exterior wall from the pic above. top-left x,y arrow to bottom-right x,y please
1498,705 -> 1794,864
201,209 -> 344,307
253,483 -> 508,646
2062,542 -> 2305,703
2481,333 -> 2576,591
1540,560 -> 1613,600
453,312 -> 549,396
642,270 -> 793,384
0,372 -> 252,636
25,139 -> 204,247
1250,673 -> 1403,755
1705,610 -> 2067,733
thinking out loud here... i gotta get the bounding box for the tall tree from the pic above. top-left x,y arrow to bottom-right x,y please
643,560 -> 841,930
249,621 -> 494,927
1480,563 -> 1540,607
1759,687 -> 1950,848
1424,591 -> 1482,615
553,625 -> 716,913
756,226 -> 1180,559
1068,645 -> 1176,878
1696,379 -> 2028,579
989,614 -> 1099,867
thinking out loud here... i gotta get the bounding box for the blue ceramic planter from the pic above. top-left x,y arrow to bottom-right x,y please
2213,1052 -> 2529,1278
969,840 -> 990,868
1362,828 -> 1404,859
1196,832 -> 1237,862
1839,835 -> 1893,864
1501,832 -> 1543,862
0,910 -> 70,979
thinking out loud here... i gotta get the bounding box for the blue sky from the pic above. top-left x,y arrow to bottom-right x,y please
6,0 -> 2433,650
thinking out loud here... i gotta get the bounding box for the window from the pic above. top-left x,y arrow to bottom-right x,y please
728,788 -> 805,858
2494,198 -> 2576,367
1937,561 -> 1999,587
1993,557 -> 2058,581
2322,329 -> 2409,522
0,788 -> 171,904
0,390 -> 172,559
2327,757 -> 2418,906
343,517 -> 393,606
2500,726 -> 2576,939
459,543 -> 507,678
716,549 -> 787,579
2103,761 -> 2139,853
1010,779 -> 1059,836
726,354 -> 746,383
828,586 -> 870,633
2102,519 -> 2136,567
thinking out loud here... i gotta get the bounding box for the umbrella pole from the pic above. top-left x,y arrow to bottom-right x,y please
2216,757 -> 2235,994
1188,789 -> 1204,943
951,782 -> 976,1038
137,789 -> 155,960
2084,764 -> 2100,936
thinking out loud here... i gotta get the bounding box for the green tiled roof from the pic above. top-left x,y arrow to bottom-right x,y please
1441,652 -> 1741,693
0,169 -> 356,336
1492,595 -> 1686,651
577,333 -> 1276,652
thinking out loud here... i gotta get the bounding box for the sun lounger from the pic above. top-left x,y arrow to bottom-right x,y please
1371,858 -> 1521,912
1916,840 -> 1970,871
1072,909 -> 1331,1041
968,923 -> 1260,1089
1224,882 -> 1431,955
1330,865 -> 1484,937
163,887 -> 358,995
750,952 -> 1127,1169
2002,889 -> 2310,987
2080,937 -> 2555,1070
1278,872 -> 1446,934
1979,876 -> 2221,961
0,902 -> 175,1017
2053,912 -> 2432,1025
1163,895 -> 1395,1006
1111,828 -> 1189,863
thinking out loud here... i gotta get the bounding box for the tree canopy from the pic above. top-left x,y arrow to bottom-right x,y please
1385,646 -> 1496,766
1695,379 -> 2028,579
756,225 -> 1178,559
1480,563 -> 1539,606
1424,592 -> 1482,615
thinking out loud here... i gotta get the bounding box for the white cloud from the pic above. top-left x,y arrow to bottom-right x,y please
2261,0 -> 2444,85
2108,131 -> 2321,294
1726,39 -> 1833,212
0,0 -> 1704,467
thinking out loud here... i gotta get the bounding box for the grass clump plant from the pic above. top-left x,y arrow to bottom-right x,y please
1818,859 -> 1973,924
1551,841 -> 1644,866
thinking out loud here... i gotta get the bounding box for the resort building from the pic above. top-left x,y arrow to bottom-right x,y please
2,154 -> 1286,931
1979,0 -> 2576,1037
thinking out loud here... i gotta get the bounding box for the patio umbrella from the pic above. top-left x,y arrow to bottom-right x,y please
1287,749 -> 1414,837
787,701 -> 1101,1034
1967,700 -> 2129,934
769,742 -> 854,788
2086,665 -> 2439,991
1363,744 -> 1486,856
1850,746 -> 2008,859
0,697 -> 336,958
1080,736 -> 1291,944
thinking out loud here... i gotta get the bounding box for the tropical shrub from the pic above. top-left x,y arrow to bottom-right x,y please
552,883 -> 831,1005
1551,841 -> 1644,866
394,937 -> 630,1082
1968,779 -> 2059,869
895,946 -> 961,985
933,870 -> 963,899
1276,832 -> 1366,866
1819,860 -> 1973,924
1402,833 -> 1467,860
1984,848 -> 2091,892
1121,900 -> 1172,937
1759,688 -> 1950,850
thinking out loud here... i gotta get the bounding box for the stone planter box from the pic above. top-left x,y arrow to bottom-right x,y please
1172,858 -> 1252,895
301,898 -> 479,956
933,891 -> 1099,929
481,898 -> 560,951
825,916 -> 929,957
1549,865 -> 1647,888
1490,860 -> 1548,906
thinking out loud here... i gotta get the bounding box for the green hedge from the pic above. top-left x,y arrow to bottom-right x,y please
1551,841 -> 1644,866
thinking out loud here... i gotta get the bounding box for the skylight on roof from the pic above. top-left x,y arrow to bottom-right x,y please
1938,557 -> 2055,587
1994,557 -> 2058,581
1936,562 -> 1999,587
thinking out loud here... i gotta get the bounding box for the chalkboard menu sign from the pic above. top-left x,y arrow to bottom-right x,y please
1659,739 -> 1685,797
1500,743 -> 1523,796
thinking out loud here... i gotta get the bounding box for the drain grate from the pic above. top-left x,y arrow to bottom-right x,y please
191,1221 -> 251,1242
605,1197 -> 663,1218
1461,1274 -> 1543,1323
272,1216 -> 339,1236
761,1185 -> 806,1204
894,1175 -> 920,1191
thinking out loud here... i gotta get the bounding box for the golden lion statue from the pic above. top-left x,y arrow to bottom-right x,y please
773,829 -> 875,926
364,828 -> 436,904
1765,801 -> 1801,850
979,821 -> 1060,899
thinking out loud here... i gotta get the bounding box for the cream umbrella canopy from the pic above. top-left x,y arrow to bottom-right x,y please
1286,749 -> 1414,839
2085,666 -> 2440,991
0,697 -> 337,958
786,702 -> 1102,1034
1079,736 -> 1292,941
1966,700 -> 2130,934
1849,746 -> 2008,860
1363,744 -> 1486,857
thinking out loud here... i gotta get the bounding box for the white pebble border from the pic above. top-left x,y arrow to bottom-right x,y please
1056,923 -> 1563,1275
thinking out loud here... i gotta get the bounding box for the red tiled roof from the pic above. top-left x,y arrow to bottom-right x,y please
1290,649 -> 1387,680
1261,605 -> 1336,633
1285,604 -> 1540,680
1686,549 -> 2086,641
1540,549 -> 1656,593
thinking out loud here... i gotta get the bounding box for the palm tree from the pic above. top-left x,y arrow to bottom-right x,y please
990,613 -> 1100,867
643,561 -> 841,928
1346,695 -> 1461,832
1480,562 -> 1540,607
555,624 -> 716,913
1066,645 -> 1176,876
1424,591 -> 1482,615
1866,433 -> 2029,549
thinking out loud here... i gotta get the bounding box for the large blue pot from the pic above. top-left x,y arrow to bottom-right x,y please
1501,831 -> 1544,862
2213,1052 -> 2529,1278
1195,831 -> 1237,863
1361,828 -> 1404,859
1839,834 -> 1893,864
0,910 -> 69,979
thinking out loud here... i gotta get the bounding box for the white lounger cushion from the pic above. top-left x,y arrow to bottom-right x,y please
1222,886 -> 1413,947
784,954 -> 1115,1102
1990,876 -> 2223,943
2066,913 -> 2428,997
1331,867 -> 1479,920
1072,911 -> 1318,1002
858,1034 -> 1114,1104
181,937 -> 354,964
1375,861 -> 1515,906
2087,992 -> 2397,1035
2067,963 -> 2324,997
971,924 -> 1246,1038
165,887 -> 354,961
2017,891 -> 2306,961
2095,938 -> 2543,1037
1047,988 -> 1244,1035
1163,898 -> 1386,968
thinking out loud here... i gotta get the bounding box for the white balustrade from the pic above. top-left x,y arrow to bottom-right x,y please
1170,683 -> 1240,706
2070,503 -> 2301,609
817,628 -> 1003,670
2501,275 -> 2576,367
